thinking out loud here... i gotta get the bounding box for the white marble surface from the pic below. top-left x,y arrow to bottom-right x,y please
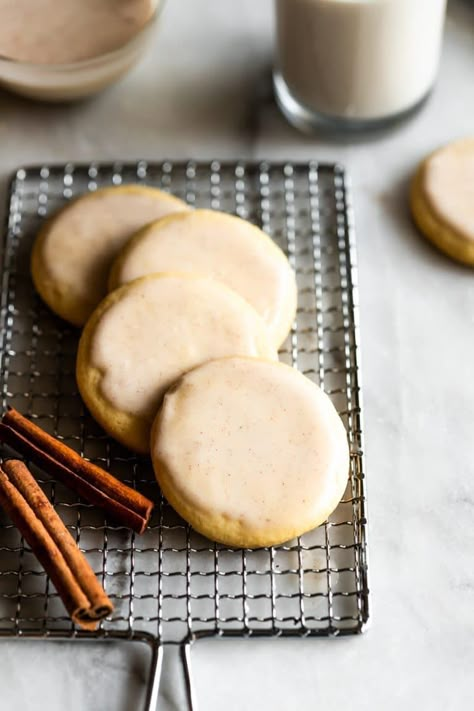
1,1 -> 474,709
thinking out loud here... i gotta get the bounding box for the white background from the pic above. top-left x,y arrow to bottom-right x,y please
0,1 -> 473,709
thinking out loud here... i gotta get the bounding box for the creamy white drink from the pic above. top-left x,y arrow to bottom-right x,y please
274,0 -> 447,127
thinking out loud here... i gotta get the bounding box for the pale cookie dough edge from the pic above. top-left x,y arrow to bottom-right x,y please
410,162 -> 474,267
31,217 -> 88,327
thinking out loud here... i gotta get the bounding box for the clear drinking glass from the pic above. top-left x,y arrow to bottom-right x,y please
273,0 -> 447,132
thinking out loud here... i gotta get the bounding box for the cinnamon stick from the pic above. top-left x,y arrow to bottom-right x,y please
0,408 -> 153,534
0,459 -> 113,630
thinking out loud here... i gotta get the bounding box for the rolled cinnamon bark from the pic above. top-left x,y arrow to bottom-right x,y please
0,407 -> 153,533
0,459 -> 113,629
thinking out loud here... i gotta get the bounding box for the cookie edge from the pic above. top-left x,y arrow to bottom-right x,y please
410,149 -> 474,267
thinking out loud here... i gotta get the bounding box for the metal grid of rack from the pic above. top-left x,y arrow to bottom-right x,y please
0,160 -> 368,706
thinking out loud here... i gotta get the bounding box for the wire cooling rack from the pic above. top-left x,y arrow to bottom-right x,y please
0,160 -> 368,709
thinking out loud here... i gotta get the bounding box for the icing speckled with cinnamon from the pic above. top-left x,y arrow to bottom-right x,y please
151,357 -> 349,547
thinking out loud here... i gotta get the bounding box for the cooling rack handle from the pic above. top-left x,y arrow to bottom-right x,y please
143,640 -> 198,711
181,641 -> 199,711
143,642 -> 164,711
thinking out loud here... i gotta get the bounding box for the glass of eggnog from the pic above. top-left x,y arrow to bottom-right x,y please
273,0 -> 447,131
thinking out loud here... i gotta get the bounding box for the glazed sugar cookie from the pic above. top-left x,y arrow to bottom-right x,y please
77,275 -> 278,454
410,137 -> 474,266
31,185 -> 189,326
109,209 -> 297,348
151,357 -> 349,548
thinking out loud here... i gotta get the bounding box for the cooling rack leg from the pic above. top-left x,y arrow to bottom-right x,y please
181,641 -> 198,711
143,641 -> 164,711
